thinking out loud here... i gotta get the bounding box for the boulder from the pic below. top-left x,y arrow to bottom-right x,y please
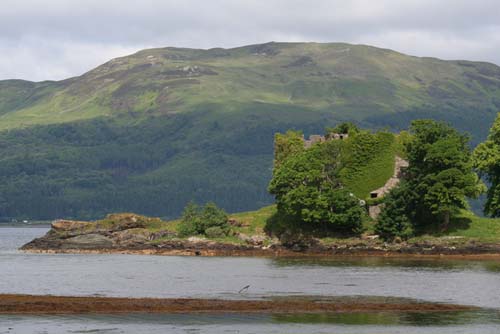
149,230 -> 177,240
361,234 -> 380,240
237,233 -> 250,242
51,220 -> 93,232
112,228 -> 151,246
237,233 -> 268,246
187,236 -> 206,243
249,234 -> 267,246
61,234 -> 113,249
279,230 -> 317,250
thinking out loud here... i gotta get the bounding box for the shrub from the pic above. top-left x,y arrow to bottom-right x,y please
177,219 -> 198,237
199,202 -> 230,233
177,202 -> 230,238
178,202 -> 202,237
205,226 -> 227,238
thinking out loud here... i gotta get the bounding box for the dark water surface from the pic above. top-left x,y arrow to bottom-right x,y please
1,226 -> 500,333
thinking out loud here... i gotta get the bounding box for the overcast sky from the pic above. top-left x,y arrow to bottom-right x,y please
1,0 -> 500,81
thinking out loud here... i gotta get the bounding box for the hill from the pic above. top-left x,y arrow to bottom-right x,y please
1,42 -> 500,220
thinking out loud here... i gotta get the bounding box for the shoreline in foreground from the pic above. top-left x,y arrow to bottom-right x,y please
0,294 -> 476,315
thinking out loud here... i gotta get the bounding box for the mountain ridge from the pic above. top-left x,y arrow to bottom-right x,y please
1,41 -> 500,135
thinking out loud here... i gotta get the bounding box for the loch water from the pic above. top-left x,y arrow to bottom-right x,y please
1,226 -> 500,334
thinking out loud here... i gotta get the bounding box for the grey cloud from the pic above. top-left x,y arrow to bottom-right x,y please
1,0 -> 499,81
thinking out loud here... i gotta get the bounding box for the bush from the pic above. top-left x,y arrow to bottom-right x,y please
177,219 -> 198,237
205,226 -> 227,238
374,183 -> 414,241
199,202 -> 230,233
177,202 -> 230,238
324,189 -> 365,234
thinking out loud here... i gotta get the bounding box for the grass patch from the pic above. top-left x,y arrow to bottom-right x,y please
92,213 -> 174,232
340,131 -> 397,199
410,210 -> 500,243
229,205 -> 276,235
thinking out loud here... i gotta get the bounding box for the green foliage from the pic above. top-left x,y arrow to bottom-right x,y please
374,182 -> 415,241
199,202 -> 230,233
326,122 -> 359,135
177,202 -> 230,238
273,130 -> 305,168
378,119 -> 484,237
177,202 -> 200,237
473,112 -> 500,216
408,120 -> 483,228
395,131 -> 411,158
364,196 -> 385,206
205,226 -> 227,238
268,140 -> 364,236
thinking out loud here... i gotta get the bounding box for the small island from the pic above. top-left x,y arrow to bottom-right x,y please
21,119 -> 500,258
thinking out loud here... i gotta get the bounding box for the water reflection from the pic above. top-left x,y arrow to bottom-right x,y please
2,311 -> 500,334
273,310 -> 500,326
273,256 -> 500,272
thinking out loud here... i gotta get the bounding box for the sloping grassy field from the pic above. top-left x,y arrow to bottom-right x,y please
340,132 -> 397,198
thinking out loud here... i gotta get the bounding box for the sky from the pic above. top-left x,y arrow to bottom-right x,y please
1,0 -> 500,81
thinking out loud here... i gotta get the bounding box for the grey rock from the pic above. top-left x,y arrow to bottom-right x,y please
61,234 -> 113,249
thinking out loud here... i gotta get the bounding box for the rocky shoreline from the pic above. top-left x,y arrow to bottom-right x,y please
19,215 -> 500,259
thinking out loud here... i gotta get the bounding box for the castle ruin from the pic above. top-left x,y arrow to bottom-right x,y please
303,133 -> 348,148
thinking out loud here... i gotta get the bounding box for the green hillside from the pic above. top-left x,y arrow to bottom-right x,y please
1,42 -> 500,220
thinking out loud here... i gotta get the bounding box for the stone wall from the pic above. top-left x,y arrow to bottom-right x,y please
369,204 -> 384,220
368,156 -> 408,219
303,133 -> 348,148
369,156 -> 408,199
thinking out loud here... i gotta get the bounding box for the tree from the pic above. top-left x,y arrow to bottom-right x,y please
473,112 -> 500,216
379,120 -> 483,232
374,182 -> 415,241
273,130 -> 304,168
178,202 -> 201,237
326,122 -> 359,135
268,140 -> 364,236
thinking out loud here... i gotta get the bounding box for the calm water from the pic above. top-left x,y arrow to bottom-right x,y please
1,226 -> 500,333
